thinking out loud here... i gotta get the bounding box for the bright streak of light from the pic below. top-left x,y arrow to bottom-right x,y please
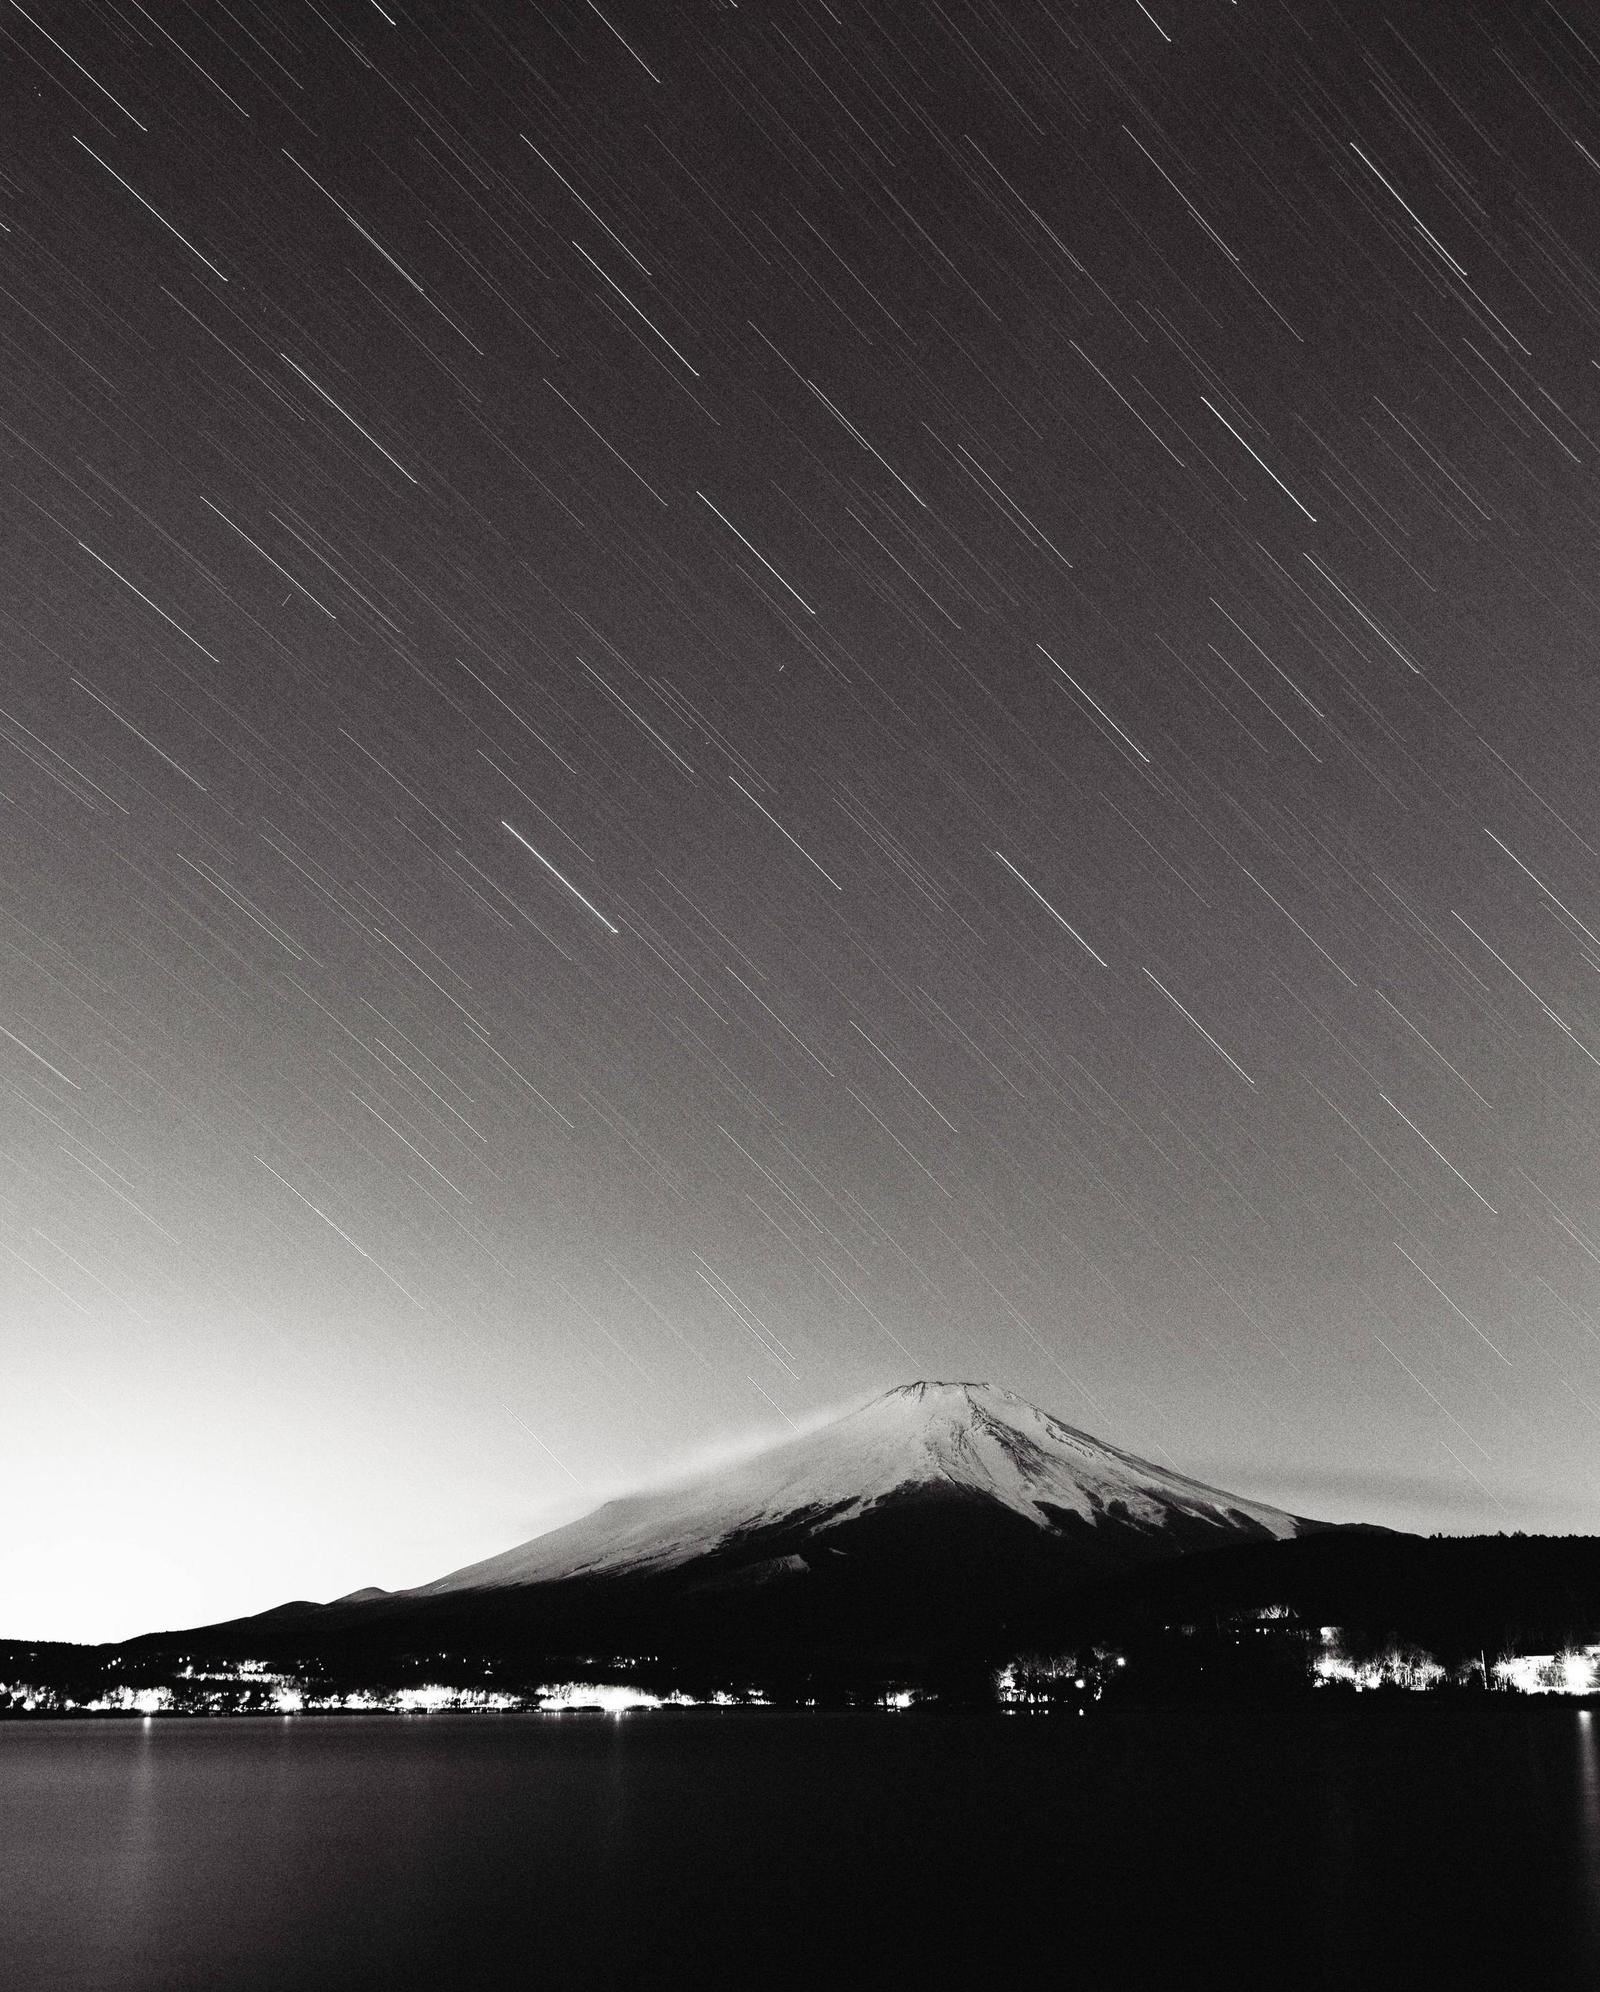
1142,969 -> 1256,1085
280,355 -> 419,483
503,821 -> 620,933
698,493 -> 815,612
730,779 -> 842,889
1201,397 -> 1318,520
992,851 -> 1108,965
73,137 -> 227,279
1380,1096 -> 1499,1215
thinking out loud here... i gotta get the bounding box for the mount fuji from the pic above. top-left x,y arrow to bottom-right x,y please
132,1382 -> 1339,1667
405,1379 -> 1317,1596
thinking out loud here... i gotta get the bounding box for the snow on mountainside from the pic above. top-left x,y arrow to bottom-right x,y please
406,1381 -> 1313,1598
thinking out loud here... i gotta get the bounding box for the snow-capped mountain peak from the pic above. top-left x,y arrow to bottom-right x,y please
404,1380 -> 1312,1598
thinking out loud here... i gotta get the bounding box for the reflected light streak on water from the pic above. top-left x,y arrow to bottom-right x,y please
1576,1709 -> 1600,1972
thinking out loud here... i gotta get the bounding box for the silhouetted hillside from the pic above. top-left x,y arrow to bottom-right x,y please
1032,1529 -> 1600,1666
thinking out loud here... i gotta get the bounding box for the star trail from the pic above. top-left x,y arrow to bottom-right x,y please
7,0 -> 1600,1640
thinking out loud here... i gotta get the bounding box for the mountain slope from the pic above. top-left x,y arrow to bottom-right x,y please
409,1380 -> 1316,1599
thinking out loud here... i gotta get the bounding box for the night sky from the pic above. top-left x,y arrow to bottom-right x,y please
8,0 -> 1600,1642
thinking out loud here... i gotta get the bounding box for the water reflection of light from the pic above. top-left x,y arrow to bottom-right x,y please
99,1708 -> 162,1963
1576,1709 -> 1600,1976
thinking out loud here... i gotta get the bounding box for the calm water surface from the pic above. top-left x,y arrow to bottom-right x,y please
4,1706 -> 1600,1989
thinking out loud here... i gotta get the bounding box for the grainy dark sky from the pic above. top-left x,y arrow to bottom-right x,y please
8,0 -> 1600,1640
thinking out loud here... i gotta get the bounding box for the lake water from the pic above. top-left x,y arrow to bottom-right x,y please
4,1705 -> 1599,1988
